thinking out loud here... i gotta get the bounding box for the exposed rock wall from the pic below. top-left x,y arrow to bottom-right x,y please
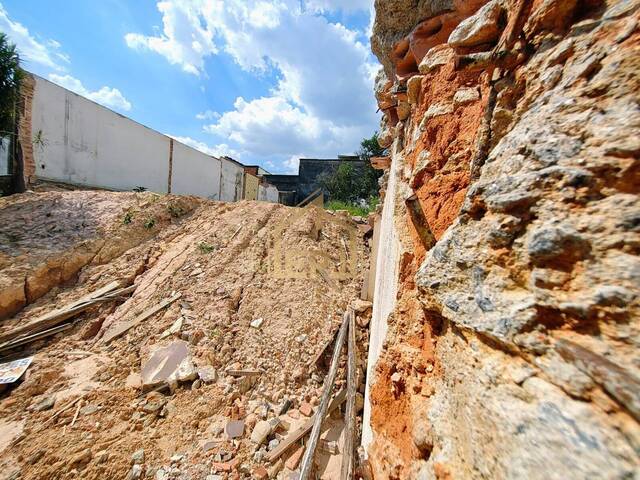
367,0 -> 639,478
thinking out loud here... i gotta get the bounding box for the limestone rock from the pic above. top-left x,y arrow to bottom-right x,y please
448,0 -> 504,48
418,45 -> 455,74
525,0 -> 579,36
407,75 -> 423,105
453,87 -> 480,106
250,420 -> 271,444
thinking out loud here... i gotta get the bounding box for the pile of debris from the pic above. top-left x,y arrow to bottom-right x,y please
0,191 -> 374,480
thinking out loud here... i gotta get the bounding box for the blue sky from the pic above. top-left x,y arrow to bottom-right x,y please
1,0 -> 379,173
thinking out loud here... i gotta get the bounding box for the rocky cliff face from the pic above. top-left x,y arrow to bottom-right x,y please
368,0 -> 639,478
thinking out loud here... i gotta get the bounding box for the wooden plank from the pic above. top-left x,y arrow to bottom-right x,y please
0,281 -> 121,344
225,369 -> 262,377
296,188 -> 323,208
0,323 -> 74,354
265,389 -> 347,463
340,308 -> 357,480
299,310 -> 350,479
101,292 -> 182,344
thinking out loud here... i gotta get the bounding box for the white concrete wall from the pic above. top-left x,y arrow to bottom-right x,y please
258,183 -> 279,203
362,140 -> 401,453
220,158 -> 244,202
26,74 -> 279,203
31,75 -> 170,192
171,141 -> 222,199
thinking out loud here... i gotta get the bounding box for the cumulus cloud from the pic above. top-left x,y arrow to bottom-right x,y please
126,0 -> 379,172
195,110 -> 219,120
48,74 -> 132,112
168,135 -> 244,159
305,0 -> 372,13
0,3 -> 69,70
125,0 -> 217,75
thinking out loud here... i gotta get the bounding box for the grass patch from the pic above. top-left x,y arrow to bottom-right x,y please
198,242 -> 216,254
144,217 -> 156,229
325,197 -> 379,217
167,203 -> 185,218
123,211 -> 134,225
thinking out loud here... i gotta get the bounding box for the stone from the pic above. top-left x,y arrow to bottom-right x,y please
419,103 -> 454,129
525,0 -> 578,35
407,75 -> 423,105
95,450 -> 109,464
198,366 -> 217,383
33,395 -> 55,412
418,45 -> 455,73
353,299 -> 373,313
141,340 -> 197,390
527,224 -> 590,265
225,419 -> 245,439
126,465 -> 143,480
378,127 -> 394,149
131,449 -> 145,465
453,87 -> 480,106
250,318 -> 264,329
251,420 -> 271,444
268,438 -> 280,451
448,0 -> 504,48
70,449 -> 92,467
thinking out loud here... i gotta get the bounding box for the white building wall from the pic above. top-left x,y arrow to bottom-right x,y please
171,141 -> 222,200
31,75 -> 170,192
220,158 -> 244,202
258,183 -> 279,203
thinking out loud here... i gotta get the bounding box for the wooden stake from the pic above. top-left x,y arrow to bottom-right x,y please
299,310 -> 350,480
70,400 -> 83,428
102,292 -> 181,344
340,307 -> 357,480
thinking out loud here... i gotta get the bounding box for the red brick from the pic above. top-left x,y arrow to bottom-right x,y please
285,445 -> 305,471
299,402 -> 313,417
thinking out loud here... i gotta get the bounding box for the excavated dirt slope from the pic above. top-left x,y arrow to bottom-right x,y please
367,0 -> 639,478
0,191 -> 370,480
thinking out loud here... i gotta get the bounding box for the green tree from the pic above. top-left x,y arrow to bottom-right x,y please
0,33 -> 22,134
319,132 -> 386,204
357,132 -> 385,199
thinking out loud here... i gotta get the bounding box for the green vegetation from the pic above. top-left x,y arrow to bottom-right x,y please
197,241 -> 216,254
0,33 -> 22,134
144,217 -> 156,229
122,211 -> 134,225
321,132 -> 386,215
167,202 -> 185,218
326,197 -> 379,216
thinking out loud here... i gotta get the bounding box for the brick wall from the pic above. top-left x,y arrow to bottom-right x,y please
18,73 -> 36,186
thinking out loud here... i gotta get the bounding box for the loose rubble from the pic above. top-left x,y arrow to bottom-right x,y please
0,192 -> 372,479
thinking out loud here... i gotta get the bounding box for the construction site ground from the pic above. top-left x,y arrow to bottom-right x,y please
0,191 -> 372,480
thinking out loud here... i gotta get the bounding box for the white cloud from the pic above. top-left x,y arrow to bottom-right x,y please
169,135 -> 243,159
126,0 -> 379,173
0,3 -> 69,70
305,0 -> 372,13
125,0 -> 217,75
195,109 -> 219,120
48,74 -> 132,112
